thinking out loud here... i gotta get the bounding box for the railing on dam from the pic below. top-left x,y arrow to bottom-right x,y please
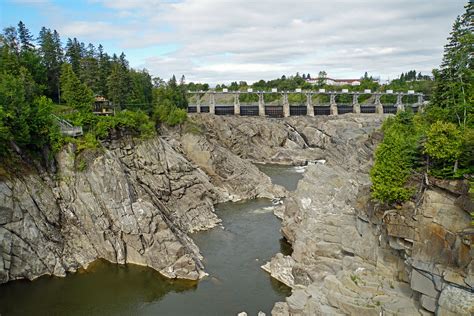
186,89 -> 426,117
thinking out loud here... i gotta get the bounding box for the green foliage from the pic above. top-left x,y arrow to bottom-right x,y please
428,3 -> 473,129
60,63 -> 94,111
112,110 -> 155,139
0,21 -> 164,161
370,112 -> 420,204
126,69 -> 153,112
75,132 -> 100,151
371,3 -> 473,203
77,158 -> 87,172
458,128 -> 474,175
107,62 -> 130,107
0,106 -> 12,155
153,99 -> 187,126
424,121 -> 462,162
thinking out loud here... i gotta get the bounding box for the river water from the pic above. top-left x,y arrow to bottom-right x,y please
0,165 -> 304,316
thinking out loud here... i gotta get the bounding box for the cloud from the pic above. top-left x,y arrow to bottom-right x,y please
59,0 -> 467,84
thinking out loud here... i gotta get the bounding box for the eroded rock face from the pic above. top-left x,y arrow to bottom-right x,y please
0,137 -> 222,283
257,115 -> 474,316
0,116 -> 297,284
179,133 -> 286,201
1,114 -> 471,316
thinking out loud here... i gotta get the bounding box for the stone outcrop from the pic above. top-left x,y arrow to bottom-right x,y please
0,136 -> 221,283
0,128 -> 285,284
178,132 -> 286,201
1,113 -> 471,316
253,115 -> 474,315
179,115 -> 324,165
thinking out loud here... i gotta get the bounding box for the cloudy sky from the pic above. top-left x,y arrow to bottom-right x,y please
1,0 -> 467,84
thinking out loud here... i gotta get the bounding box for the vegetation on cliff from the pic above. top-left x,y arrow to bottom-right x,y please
371,2 -> 473,204
0,22 -> 188,159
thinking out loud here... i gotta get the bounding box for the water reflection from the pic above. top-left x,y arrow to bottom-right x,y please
0,164 -> 302,316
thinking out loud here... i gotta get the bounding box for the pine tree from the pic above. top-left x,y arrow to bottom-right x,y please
430,2 -> 473,128
38,27 -> 63,101
127,69 -> 153,112
65,38 -> 83,74
107,62 -> 130,108
97,44 -> 111,96
60,63 -> 94,111
17,21 -> 34,51
2,27 -> 19,54
80,55 -> 99,94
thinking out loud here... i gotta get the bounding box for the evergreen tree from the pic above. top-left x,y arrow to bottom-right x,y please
118,52 -> 128,69
127,69 -> 153,112
97,44 -> 111,96
38,27 -> 62,101
65,37 -> 83,74
430,2 -> 473,128
2,27 -> 19,54
107,62 -> 130,107
79,43 -> 99,93
60,63 -> 94,111
17,21 -> 34,51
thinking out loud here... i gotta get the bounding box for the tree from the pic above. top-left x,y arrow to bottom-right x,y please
127,69 -> 153,112
38,27 -> 63,101
2,26 -> 19,54
17,21 -> 34,51
429,3 -> 473,129
317,70 -> 327,86
60,63 -> 94,111
65,37 -> 83,74
107,62 -> 130,107
424,121 -> 462,173
370,112 -> 420,203
97,44 -> 111,96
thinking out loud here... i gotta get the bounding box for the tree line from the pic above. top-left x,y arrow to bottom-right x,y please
370,2 -> 473,204
0,21 -> 188,159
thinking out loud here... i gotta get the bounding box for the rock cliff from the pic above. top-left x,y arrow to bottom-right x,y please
251,116 -> 474,316
0,126 -> 284,284
1,114 -> 472,316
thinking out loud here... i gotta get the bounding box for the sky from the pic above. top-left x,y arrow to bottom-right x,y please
0,0 -> 468,84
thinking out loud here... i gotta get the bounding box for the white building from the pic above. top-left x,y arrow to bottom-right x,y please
306,77 -> 361,86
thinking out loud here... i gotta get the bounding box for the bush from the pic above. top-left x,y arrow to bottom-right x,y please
424,121 -> 462,162
370,112 -> 421,204
153,100 -> 187,126
424,121 -> 463,177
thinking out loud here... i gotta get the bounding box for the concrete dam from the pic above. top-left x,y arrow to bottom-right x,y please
187,89 -> 425,118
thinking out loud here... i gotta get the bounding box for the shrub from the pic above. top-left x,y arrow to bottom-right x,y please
153,99 -> 187,127
370,112 -> 421,204
423,121 -> 463,177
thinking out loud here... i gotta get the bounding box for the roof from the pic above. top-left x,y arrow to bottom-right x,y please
326,78 -> 361,82
95,96 -> 108,102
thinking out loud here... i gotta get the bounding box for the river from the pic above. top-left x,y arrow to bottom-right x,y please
0,164 -> 304,316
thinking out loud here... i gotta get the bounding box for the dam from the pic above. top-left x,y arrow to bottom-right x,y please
187,89 -> 425,118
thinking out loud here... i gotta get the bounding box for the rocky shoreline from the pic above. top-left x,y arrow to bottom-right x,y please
257,116 -> 473,315
1,114 -> 472,315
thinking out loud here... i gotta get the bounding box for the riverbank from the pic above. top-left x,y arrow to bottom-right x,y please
260,117 -> 473,315
2,114 -> 470,315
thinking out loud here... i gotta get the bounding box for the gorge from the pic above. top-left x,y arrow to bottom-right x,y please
0,114 -> 473,315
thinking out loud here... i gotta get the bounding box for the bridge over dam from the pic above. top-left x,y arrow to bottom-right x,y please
187,89 -> 425,118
